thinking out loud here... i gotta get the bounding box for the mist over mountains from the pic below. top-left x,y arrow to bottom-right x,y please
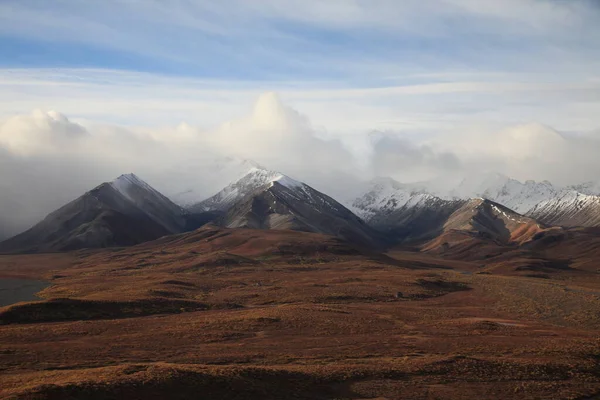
1,92 -> 600,238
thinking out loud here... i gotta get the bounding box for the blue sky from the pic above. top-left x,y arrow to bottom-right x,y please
2,1 -> 599,80
0,0 -> 599,133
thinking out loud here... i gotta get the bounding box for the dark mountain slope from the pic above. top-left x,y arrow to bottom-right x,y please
0,174 -> 187,253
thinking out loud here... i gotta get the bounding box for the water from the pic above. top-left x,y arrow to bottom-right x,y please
0,278 -> 50,307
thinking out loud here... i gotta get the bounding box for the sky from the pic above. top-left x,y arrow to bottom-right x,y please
1,0 -> 600,238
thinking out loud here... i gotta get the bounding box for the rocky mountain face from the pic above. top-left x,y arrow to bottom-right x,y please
109,174 -> 188,233
188,167 -> 282,213
350,172 -> 600,234
6,161 -> 600,254
349,177 -> 465,243
421,198 -> 548,258
440,198 -> 544,244
527,190 -> 600,228
0,174 -> 188,253
189,168 -> 384,248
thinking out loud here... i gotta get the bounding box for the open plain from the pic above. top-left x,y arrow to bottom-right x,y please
1,226 -> 600,399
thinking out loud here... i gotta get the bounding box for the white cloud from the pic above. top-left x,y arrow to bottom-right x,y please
0,93 -> 363,237
0,110 -> 87,156
2,91 -> 600,240
2,68 -> 599,138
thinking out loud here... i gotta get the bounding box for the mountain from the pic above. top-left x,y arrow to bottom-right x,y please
527,190 -> 600,228
422,198 -> 547,256
569,181 -> 600,196
448,172 -> 559,214
408,172 -> 600,229
189,168 -> 383,248
440,198 -> 544,244
349,177 -> 465,242
350,176 -> 552,248
168,158 -> 262,208
189,167 -> 281,213
0,174 -> 188,253
349,177 -> 431,220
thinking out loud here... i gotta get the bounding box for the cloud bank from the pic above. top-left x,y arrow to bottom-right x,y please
1,92 -> 600,239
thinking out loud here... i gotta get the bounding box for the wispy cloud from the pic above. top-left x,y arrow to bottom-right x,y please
1,1 -> 599,80
1,68 -> 599,135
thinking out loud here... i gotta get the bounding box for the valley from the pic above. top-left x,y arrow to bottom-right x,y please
2,226 -> 600,399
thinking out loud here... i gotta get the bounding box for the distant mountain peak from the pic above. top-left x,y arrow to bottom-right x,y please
167,157 -> 267,208
109,173 -> 161,203
189,166 -> 305,213
112,172 -> 140,182
271,174 -> 303,189
197,167 -> 382,247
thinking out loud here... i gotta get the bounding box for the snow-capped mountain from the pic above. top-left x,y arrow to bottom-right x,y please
189,167 -> 284,213
444,172 -> 600,228
110,173 -> 187,233
527,189 -> 600,228
189,167 -> 382,247
349,177 -> 466,242
0,174 -> 188,252
569,181 -> 600,196
351,172 -> 560,221
447,172 -> 559,214
168,158 -> 262,207
349,177 -> 435,220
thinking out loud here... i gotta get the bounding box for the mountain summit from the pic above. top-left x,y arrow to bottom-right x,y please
188,167 -> 382,248
0,174 -> 187,252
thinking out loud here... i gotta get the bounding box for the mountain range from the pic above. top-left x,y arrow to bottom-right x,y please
3,161 -> 600,253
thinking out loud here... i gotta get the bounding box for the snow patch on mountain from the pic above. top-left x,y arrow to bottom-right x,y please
168,158 -> 263,207
446,171 -> 558,213
272,174 -> 303,189
111,173 -> 156,201
349,177 -> 440,220
189,167 -> 307,212
570,181 -> 600,196
528,189 -> 600,221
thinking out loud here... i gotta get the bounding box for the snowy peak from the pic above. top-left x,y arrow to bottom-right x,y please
167,157 -> 264,208
570,181 -> 600,196
188,167 -> 305,213
186,165 -> 381,247
108,173 -> 183,214
110,173 -> 156,200
527,189 -> 600,227
441,172 -> 559,214
0,172 -> 188,252
91,172 -> 187,235
350,176 -> 439,221
271,174 -> 304,189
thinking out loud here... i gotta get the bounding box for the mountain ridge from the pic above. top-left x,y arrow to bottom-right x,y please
0,174 -> 189,253
190,167 -> 384,248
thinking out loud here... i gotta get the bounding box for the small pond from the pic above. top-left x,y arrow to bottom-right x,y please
0,278 -> 50,307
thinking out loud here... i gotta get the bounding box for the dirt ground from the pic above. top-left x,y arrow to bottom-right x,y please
1,227 -> 600,399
